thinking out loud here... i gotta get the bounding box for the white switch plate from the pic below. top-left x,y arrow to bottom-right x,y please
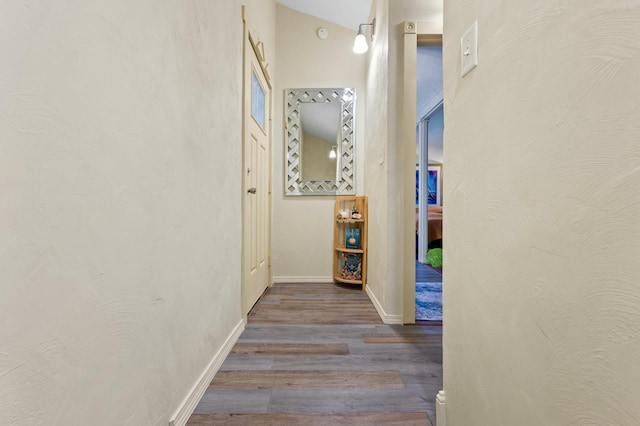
461,21 -> 478,77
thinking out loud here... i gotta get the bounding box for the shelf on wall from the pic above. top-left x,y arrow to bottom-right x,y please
333,195 -> 368,291
333,275 -> 364,285
336,219 -> 365,224
335,247 -> 364,254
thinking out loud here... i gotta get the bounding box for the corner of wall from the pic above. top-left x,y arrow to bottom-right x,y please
366,285 -> 403,324
169,319 -> 246,426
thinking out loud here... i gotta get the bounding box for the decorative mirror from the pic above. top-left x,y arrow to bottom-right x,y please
285,88 -> 356,196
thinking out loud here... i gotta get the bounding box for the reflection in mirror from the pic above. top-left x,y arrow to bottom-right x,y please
300,102 -> 340,182
285,88 -> 356,196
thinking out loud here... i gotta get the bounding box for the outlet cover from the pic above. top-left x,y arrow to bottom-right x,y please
461,21 -> 478,77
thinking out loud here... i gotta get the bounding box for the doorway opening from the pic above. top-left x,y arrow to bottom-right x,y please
241,7 -> 273,317
415,41 -> 443,322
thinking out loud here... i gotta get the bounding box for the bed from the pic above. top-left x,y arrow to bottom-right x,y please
426,206 -> 442,245
416,206 -> 443,250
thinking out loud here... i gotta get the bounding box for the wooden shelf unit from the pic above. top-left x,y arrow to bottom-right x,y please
333,195 -> 368,290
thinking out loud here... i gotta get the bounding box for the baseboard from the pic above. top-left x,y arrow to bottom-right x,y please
272,276 -> 333,284
436,390 -> 446,426
366,286 -> 403,324
169,318 -> 246,426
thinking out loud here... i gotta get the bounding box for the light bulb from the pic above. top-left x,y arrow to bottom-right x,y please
329,148 -> 337,159
352,33 -> 368,54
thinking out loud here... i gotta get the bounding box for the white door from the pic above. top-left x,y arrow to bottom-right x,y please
242,30 -> 271,316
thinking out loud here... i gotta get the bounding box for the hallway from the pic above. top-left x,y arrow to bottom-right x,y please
188,283 -> 443,425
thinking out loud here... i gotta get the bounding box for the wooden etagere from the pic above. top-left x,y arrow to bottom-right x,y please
333,195 -> 368,290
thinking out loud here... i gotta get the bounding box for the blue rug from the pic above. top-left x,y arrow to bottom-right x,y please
416,281 -> 442,321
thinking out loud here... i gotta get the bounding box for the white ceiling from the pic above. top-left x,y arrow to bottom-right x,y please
274,1 -> 444,31
274,0 -> 373,30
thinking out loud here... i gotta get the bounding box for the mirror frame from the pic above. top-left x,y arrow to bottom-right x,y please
284,88 -> 356,196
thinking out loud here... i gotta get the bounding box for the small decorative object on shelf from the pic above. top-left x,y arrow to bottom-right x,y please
351,202 -> 362,219
345,228 -> 360,249
333,195 -> 367,290
341,253 -> 362,280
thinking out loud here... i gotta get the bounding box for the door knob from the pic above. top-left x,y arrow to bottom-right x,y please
247,188 -> 257,194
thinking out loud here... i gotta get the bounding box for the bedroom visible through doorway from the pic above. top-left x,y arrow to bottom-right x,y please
415,42 -> 443,322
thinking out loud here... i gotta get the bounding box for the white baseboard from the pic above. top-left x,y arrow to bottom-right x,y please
436,390 -> 446,426
366,286 -> 403,324
272,276 -> 333,284
169,318 -> 246,426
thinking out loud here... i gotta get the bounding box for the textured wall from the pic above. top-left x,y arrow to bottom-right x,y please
0,1 -> 273,424
363,0 -> 391,312
443,0 -> 640,424
272,4 -> 366,282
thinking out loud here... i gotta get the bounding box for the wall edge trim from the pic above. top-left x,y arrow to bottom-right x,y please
169,318 -> 246,426
436,390 -> 446,426
366,286 -> 403,324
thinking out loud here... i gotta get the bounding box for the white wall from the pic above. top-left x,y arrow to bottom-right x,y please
443,0 -> 640,424
425,106 -> 444,164
0,1 -> 274,424
272,4 -> 366,282
416,46 -> 443,120
417,46 -> 444,164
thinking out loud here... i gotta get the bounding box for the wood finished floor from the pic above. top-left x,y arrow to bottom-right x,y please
188,283 -> 442,425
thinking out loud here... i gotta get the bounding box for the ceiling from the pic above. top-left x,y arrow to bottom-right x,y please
274,0 -> 373,30
274,1 -> 444,31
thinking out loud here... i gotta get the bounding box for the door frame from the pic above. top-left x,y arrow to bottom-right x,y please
241,6 -> 273,316
402,22 -> 443,324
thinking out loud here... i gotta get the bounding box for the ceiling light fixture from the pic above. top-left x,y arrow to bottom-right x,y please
329,146 -> 337,159
353,19 -> 376,54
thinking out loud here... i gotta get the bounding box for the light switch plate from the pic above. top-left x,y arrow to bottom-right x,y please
461,21 -> 478,77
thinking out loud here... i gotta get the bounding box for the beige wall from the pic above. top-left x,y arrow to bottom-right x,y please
301,132 -> 338,181
363,0 -> 392,318
272,4 -> 366,282
443,1 -> 640,424
0,1 -> 275,425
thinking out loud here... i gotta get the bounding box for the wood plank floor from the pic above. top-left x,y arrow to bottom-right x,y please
416,261 -> 442,283
188,283 -> 442,425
